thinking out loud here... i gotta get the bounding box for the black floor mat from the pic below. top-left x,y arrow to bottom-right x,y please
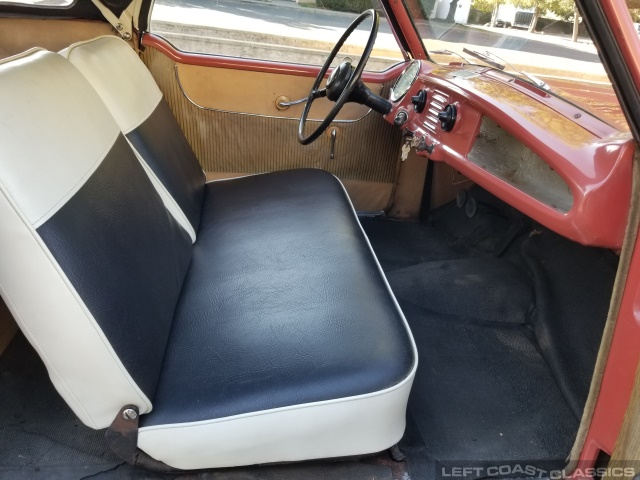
521,233 -> 618,418
0,334 -> 122,479
387,258 -> 533,325
360,191 -> 616,480
399,302 -> 578,473
386,258 -> 578,477
361,219 -> 462,271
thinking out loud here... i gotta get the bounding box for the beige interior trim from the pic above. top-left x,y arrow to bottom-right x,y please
90,0 -> 133,40
387,150 -> 429,219
0,18 -> 114,60
176,63 -> 378,121
205,172 -> 393,212
430,162 -> 474,211
341,180 -> 393,212
0,298 -> 18,357
607,360 -> 640,473
567,149 -> 640,471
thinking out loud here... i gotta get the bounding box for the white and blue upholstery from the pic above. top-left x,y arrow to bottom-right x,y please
0,49 -> 190,427
62,36 -> 205,243
0,43 -> 417,470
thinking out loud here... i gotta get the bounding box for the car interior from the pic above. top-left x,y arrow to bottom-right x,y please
0,1 -> 636,479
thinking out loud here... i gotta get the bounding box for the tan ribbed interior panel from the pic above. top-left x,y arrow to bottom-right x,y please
176,63 -> 376,121
142,47 -> 403,190
388,151 -> 429,219
0,18 -> 114,60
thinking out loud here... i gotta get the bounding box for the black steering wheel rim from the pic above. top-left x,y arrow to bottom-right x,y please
297,9 -> 379,145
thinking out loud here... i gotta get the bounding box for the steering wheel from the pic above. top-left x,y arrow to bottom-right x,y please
298,9 -> 387,145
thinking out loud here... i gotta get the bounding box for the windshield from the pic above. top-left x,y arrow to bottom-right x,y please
404,0 -> 628,131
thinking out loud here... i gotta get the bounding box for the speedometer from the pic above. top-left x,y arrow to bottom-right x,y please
390,60 -> 421,102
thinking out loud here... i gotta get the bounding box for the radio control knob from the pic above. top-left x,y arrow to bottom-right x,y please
438,104 -> 457,132
411,90 -> 427,113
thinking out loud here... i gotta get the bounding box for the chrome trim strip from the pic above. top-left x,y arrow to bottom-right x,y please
276,97 -> 308,108
390,60 -> 421,103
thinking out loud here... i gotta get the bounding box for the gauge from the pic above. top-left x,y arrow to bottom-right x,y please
390,60 -> 421,102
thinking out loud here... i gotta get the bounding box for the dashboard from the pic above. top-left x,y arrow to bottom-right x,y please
384,60 -> 634,249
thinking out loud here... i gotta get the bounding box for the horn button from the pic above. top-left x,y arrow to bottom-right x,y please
326,61 -> 353,102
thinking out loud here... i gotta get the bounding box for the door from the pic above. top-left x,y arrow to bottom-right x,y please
140,0 -> 425,214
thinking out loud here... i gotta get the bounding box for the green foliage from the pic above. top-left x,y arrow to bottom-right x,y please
628,1 -> 640,21
318,0 -> 377,14
546,0 -> 575,19
508,0 -> 574,17
472,0 -> 502,14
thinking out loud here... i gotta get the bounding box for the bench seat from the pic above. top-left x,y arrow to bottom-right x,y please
139,170 -> 415,468
0,41 -> 416,470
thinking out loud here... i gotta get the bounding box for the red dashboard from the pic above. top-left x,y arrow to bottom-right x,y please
384,61 -> 634,249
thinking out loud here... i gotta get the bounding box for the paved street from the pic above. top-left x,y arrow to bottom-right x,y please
153,0 -> 606,79
157,0 -> 393,34
156,0 -> 598,61
422,21 -> 599,63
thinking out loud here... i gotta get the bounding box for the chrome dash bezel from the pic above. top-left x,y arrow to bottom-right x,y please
389,60 -> 421,103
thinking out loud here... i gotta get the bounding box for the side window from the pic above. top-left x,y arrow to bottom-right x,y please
149,0 -> 405,71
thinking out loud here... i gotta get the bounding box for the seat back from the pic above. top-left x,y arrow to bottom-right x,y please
0,49 -> 192,428
62,36 -> 206,242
